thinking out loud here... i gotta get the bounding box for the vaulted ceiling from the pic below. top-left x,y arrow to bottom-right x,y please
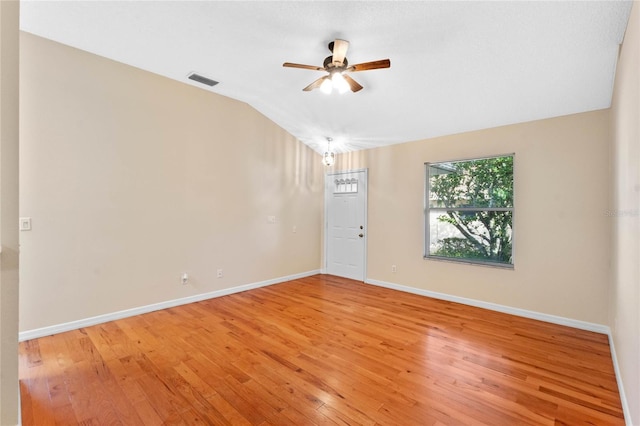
20,1 -> 633,153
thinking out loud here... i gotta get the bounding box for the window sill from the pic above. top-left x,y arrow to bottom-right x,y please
424,255 -> 514,270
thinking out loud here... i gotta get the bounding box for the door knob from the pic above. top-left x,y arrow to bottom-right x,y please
359,233 -> 364,238
360,225 -> 364,229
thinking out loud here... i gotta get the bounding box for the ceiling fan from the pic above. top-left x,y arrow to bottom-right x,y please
283,39 -> 390,94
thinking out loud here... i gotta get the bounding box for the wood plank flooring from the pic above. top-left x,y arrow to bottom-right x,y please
19,274 -> 624,425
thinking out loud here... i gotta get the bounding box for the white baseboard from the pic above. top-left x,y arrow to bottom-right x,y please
608,333 -> 633,426
19,269 -> 321,342
17,386 -> 21,426
365,278 -> 634,424
365,278 -> 609,333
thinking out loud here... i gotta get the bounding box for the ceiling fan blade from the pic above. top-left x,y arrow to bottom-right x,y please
346,59 -> 391,72
303,75 -> 329,91
331,39 -> 349,66
343,74 -> 363,93
283,62 -> 325,71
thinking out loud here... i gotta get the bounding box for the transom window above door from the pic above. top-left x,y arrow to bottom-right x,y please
334,178 -> 358,194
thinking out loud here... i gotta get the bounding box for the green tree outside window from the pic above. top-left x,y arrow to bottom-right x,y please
426,155 -> 514,266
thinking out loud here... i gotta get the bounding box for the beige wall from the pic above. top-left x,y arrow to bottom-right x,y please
610,1 -> 640,424
19,32 -> 324,332
23,20 -> 611,332
0,1 -> 20,424
335,109 -> 611,325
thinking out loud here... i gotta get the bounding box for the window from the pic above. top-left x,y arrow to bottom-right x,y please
334,178 -> 358,193
425,155 -> 514,267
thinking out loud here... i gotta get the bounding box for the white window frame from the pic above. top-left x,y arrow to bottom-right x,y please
424,154 -> 515,268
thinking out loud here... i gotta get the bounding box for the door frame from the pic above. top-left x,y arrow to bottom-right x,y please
323,168 -> 368,281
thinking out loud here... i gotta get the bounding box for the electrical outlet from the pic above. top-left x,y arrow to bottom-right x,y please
181,272 -> 189,285
391,264 -> 397,273
292,225 -> 297,233
217,269 -> 224,278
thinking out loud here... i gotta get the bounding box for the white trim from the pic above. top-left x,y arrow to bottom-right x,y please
365,278 -> 609,333
17,387 -> 21,426
19,269 -> 320,342
608,333 -> 632,426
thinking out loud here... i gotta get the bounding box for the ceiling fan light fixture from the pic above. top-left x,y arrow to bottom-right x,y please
320,78 -> 333,94
332,72 -> 350,94
283,38 -> 390,93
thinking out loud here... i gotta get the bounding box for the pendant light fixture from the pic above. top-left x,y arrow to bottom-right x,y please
323,137 -> 335,166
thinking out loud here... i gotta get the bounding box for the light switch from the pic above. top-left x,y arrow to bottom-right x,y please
20,217 -> 32,231
267,216 -> 276,224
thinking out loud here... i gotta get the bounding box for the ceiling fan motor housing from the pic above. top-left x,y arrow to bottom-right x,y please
323,55 -> 348,70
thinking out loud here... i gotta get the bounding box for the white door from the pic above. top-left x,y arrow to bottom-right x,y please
325,170 -> 367,281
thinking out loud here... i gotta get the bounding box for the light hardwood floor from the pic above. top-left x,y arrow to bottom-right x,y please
19,274 -> 624,425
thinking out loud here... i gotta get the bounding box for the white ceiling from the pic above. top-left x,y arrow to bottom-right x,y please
20,1 -> 633,154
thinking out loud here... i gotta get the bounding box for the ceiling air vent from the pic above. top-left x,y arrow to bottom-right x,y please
187,72 -> 219,87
